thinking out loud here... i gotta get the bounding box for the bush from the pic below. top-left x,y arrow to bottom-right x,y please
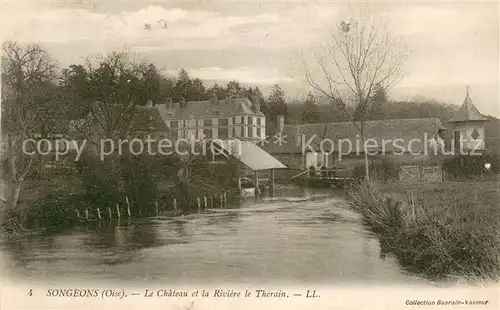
348,181 -> 500,282
443,153 -> 500,180
351,159 -> 399,182
370,159 -> 399,182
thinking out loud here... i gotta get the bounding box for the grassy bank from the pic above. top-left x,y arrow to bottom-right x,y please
349,180 -> 500,282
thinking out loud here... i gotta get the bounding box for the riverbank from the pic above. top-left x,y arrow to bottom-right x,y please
348,180 -> 500,283
0,176 -> 234,240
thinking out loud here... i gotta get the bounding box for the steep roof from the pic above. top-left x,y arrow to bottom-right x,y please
261,118 -> 446,154
78,104 -> 168,135
214,139 -> 287,171
130,106 -> 168,132
155,97 -> 264,120
448,90 -> 489,123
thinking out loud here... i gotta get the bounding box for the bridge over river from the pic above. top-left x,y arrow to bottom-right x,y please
0,187 -> 433,286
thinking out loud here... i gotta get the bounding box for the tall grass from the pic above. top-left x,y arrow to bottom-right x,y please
349,180 -> 500,282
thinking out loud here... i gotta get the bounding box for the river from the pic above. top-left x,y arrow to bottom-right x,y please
0,187 -> 431,286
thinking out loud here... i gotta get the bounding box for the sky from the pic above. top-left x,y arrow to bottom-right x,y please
1,0 -> 499,117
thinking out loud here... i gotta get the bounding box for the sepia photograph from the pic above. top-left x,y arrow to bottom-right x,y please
0,1 -> 499,309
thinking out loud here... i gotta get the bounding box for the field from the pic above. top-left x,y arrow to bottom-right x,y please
349,179 -> 500,283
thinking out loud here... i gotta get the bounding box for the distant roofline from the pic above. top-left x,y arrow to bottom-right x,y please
286,117 -> 446,128
158,113 -> 266,119
160,96 -> 252,105
447,118 -> 489,123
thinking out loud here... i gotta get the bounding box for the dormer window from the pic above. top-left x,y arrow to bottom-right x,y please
148,116 -> 155,130
471,128 -> 480,140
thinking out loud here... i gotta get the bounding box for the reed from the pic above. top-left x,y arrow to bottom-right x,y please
349,180 -> 500,282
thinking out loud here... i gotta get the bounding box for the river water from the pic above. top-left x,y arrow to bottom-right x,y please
0,187 -> 431,286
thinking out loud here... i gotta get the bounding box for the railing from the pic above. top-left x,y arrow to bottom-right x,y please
291,170 -> 309,180
292,168 -> 350,181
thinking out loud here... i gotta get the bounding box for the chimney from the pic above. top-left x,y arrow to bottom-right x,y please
210,93 -> 218,105
225,95 -> 232,105
278,115 -> 285,133
251,95 -> 260,113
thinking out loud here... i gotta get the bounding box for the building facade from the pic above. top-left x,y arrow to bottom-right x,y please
262,116 -> 446,180
155,95 -> 266,141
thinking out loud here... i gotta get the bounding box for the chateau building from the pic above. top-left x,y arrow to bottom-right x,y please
155,95 -> 266,141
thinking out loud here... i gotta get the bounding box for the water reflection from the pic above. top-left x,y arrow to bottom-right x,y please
0,187 -> 430,285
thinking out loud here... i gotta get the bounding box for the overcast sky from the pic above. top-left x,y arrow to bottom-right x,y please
2,0 -> 499,117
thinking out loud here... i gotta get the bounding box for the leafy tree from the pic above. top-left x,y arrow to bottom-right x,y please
191,78 -> 207,101
59,64 -> 90,119
266,84 -> 287,123
225,80 -> 247,97
367,83 -> 389,120
300,91 -> 320,123
206,83 -> 227,99
173,68 -> 192,101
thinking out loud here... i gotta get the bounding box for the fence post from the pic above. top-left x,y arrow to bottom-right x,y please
155,201 -> 159,215
126,196 -> 131,218
108,207 -> 112,219
85,208 -> 89,221
197,197 -> 201,212
224,192 -> 227,205
220,194 -> 223,208
97,208 -> 102,220
173,198 -> 177,212
116,204 -> 121,219
204,196 -> 207,209
211,195 -> 214,208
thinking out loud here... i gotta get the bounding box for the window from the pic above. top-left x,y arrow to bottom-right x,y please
219,128 -> 229,139
257,118 -> 261,126
453,131 -> 461,153
204,119 -> 212,126
247,126 -> 253,138
219,118 -> 228,126
257,127 -> 261,137
248,116 -> 253,125
170,130 -> 179,140
170,120 -> 179,128
203,129 -> 213,139
195,130 -> 199,140
232,116 -> 236,125
471,128 -> 480,140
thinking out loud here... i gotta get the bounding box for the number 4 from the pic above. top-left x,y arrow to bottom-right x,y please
28,289 -> 32,297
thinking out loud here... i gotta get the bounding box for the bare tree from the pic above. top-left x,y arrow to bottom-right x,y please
1,41 -> 57,209
301,13 -> 408,180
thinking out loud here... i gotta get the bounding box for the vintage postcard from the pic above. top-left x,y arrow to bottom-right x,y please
0,0 -> 499,309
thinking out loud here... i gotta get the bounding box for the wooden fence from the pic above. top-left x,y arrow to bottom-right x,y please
399,165 -> 442,183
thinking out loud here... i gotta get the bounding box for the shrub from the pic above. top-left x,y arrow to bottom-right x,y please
348,181 -> 500,282
370,158 -> 399,182
443,153 -> 500,180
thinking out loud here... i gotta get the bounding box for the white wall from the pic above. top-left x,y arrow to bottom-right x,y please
449,122 -> 486,151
